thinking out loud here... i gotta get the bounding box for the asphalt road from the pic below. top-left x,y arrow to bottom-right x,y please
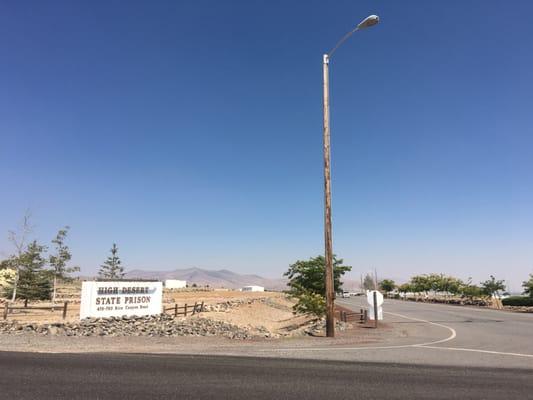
1,300 -> 532,398
316,297 -> 533,369
1,351 -> 532,400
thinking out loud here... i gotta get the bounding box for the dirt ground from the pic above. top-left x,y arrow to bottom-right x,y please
164,289 -> 282,306
203,295 -> 313,334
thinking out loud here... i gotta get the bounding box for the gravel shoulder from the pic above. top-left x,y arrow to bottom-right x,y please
0,319 -> 410,355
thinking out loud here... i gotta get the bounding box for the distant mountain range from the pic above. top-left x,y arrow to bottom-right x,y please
124,267 -> 288,290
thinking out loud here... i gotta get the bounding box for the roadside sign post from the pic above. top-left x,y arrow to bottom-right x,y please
367,290 -> 383,328
373,291 -> 378,328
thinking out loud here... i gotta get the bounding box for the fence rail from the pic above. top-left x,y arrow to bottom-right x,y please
163,301 -> 204,317
338,308 -> 367,323
3,301 -> 69,320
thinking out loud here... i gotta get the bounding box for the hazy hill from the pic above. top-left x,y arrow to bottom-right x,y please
124,267 -> 287,290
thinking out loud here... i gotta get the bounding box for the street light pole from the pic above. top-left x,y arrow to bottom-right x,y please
322,15 -> 379,338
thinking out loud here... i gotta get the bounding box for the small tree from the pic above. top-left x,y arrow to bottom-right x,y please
49,227 -> 79,303
99,243 -> 124,279
379,279 -> 396,293
460,277 -> 483,300
6,241 -> 52,301
522,274 -> 533,298
398,283 -> 412,295
480,275 -> 506,297
284,255 -> 351,317
7,210 -> 33,301
440,276 -> 463,296
409,275 -> 431,297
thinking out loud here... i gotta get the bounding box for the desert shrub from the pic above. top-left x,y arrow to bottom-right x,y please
502,296 -> 533,307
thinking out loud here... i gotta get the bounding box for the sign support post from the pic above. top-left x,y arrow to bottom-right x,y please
373,291 -> 378,328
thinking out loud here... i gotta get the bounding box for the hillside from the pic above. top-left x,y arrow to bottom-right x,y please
124,267 -> 287,290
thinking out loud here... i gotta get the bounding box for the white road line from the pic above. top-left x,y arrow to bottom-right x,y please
336,301 -> 457,346
420,345 -> 533,359
384,311 -> 456,346
268,310 -> 457,352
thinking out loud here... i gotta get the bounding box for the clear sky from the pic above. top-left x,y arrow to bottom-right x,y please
1,1 -> 532,291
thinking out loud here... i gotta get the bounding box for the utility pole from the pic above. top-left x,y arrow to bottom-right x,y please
321,14 -> 379,339
323,53 -> 334,338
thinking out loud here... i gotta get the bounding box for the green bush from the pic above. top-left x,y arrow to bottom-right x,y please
502,296 -> 533,307
284,255 -> 351,318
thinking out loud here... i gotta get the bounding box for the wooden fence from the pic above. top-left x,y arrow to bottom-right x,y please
338,308 -> 367,323
3,301 -> 69,320
2,300 -> 205,320
163,301 -> 204,317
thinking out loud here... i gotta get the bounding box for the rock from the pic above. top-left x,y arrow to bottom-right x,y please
0,298 -> 276,340
47,326 -> 63,335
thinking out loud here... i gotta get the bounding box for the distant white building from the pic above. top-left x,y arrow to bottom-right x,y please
241,285 -> 265,292
164,279 -> 187,289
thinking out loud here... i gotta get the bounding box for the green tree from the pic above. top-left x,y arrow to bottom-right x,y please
522,274 -> 533,298
459,277 -> 483,299
284,255 -> 351,317
424,274 -> 463,299
98,243 -> 124,279
440,276 -> 463,296
409,275 -> 431,296
398,283 -> 412,294
6,241 -> 52,301
49,227 -> 79,303
379,279 -> 396,293
425,274 -> 442,293
480,275 -> 506,297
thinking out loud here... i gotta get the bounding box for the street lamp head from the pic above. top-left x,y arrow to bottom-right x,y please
327,14 -> 380,58
357,15 -> 380,30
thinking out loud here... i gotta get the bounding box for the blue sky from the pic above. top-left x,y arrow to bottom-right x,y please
1,1 -> 532,291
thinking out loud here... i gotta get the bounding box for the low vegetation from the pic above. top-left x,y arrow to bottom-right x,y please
284,255 -> 351,318
522,274 -> 533,298
502,296 -> 533,307
389,273 -> 508,299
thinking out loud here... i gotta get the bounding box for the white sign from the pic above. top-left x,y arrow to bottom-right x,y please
80,281 -> 163,319
367,290 -> 384,320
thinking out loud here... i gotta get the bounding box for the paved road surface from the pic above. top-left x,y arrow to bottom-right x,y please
307,297 -> 533,369
1,299 -> 531,369
1,351 -> 532,400
1,301 -> 532,398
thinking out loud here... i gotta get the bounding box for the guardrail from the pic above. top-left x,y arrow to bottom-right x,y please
163,301 -> 204,317
3,301 -> 69,320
